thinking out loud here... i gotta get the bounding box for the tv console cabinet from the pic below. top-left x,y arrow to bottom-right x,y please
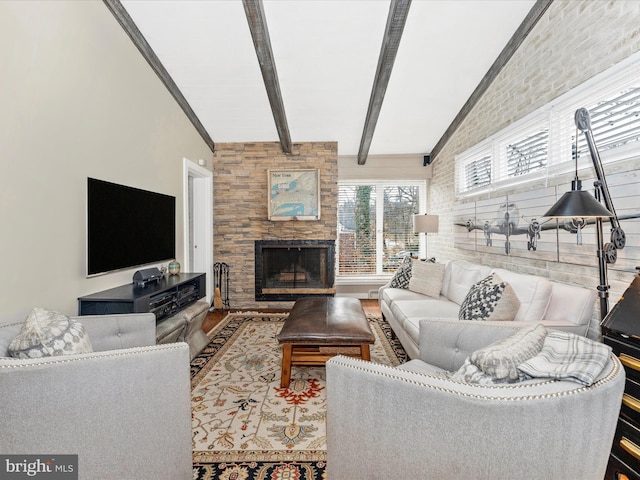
78,273 -> 206,322
602,272 -> 640,480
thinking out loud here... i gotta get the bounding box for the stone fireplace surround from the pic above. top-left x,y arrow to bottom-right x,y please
213,141 -> 338,309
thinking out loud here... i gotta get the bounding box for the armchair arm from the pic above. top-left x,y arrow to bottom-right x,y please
0,342 -> 192,480
0,313 -> 157,357
377,280 -> 393,300
418,319 -> 527,371
73,313 -> 157,351
326,355 -> 624,480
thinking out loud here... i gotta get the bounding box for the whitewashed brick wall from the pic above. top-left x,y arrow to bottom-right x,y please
429,0 -> 640,315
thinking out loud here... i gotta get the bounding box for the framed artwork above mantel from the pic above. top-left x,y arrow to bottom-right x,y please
268,169 -> 321,221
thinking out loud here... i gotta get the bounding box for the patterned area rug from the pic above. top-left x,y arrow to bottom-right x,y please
191,311 -> 406,480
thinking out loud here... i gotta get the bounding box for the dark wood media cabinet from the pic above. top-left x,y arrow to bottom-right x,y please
603,272 -> 640,480
78,273 -> 206,322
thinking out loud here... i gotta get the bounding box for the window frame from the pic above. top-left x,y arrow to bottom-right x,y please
455,51 -> 640,199
336,179 -> 427,281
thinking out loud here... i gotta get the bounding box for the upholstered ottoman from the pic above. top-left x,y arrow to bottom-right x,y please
178,300 -> 210,359
156,300 -> 209,359
156,314 -> 186,345
276,297 -> 374,387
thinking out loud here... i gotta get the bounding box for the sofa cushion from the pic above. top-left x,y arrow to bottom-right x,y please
444,260 -> 492,305
382,287 -> 429,308
389,255 -> 412,289
450,324 -> 547,384
8,307 -> 93,359
391,298 -> 460,345
458,273 -> 521,322
493,268 -> 552,322
403,311 -> 460,348
408,261 -> 445,298
392,298 -> 461,325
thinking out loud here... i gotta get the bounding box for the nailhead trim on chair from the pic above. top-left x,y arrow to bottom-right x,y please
0,343 -> 188,369
0,321 -> 22,328
328,353 -> 622,401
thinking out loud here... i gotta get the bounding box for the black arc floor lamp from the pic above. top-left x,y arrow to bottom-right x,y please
543,107 -> 626,320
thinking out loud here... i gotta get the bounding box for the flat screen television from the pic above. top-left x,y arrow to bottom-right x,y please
87,177 -> 176,276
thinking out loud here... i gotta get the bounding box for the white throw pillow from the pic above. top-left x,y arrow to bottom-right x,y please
445,261 -> 492,305
8,307 -> 93,359
408,261 -> 445,298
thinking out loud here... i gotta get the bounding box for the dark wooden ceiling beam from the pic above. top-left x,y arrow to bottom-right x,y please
103,0 -> 215,153
243,0 -> 292,154
428,0 -> 553,164
357,0 -> 412,165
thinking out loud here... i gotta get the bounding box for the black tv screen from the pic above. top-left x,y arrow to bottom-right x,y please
87,178 -> 176,276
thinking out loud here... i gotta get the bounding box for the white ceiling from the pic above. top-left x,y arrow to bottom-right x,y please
121,0 -> 536,158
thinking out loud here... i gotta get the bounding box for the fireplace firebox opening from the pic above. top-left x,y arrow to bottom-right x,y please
255,240 -> 335,301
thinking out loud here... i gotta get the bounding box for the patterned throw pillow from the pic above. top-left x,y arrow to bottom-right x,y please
389,256 -> 412,289
471,324 -> 547,380
8,307 -> 93,359
451,324 -> 547,384
458,273 -> 521,321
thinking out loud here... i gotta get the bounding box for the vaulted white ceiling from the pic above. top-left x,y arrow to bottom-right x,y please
120,0 -> 537,160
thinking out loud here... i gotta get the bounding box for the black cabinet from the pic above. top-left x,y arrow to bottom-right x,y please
603,273 -> 640,480
78,273 -> 206,322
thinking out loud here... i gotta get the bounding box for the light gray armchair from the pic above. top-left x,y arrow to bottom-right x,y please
0,313 -> 192,480
327,319 -> 625,480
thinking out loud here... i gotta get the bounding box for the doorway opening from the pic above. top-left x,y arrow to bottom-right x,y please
183,158 -> 213,305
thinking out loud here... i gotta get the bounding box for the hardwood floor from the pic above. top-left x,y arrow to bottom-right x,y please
201,299 -> 381,333
361,298 -> 382,316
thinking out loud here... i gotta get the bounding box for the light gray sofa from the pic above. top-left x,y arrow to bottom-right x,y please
380,259 -> 599,359
0,313 -> 192,480
326,319 -> 625,480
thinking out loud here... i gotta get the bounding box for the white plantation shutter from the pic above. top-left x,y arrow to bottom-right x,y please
577,88 -> 640,157
465,154 -> 492,190
455,54 -> 640,198
456,146 -> 492,195
505,128 -> 548,177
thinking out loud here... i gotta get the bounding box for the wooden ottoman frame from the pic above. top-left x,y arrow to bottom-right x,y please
276,297 -> 374,388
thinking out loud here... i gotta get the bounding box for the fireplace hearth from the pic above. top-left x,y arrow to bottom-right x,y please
255,240 -> 335,301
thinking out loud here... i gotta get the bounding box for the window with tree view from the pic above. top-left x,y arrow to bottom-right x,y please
337,181 -> 425,276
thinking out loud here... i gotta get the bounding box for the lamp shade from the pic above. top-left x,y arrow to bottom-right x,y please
413,214 -> 439,233
543,189 -> 613,218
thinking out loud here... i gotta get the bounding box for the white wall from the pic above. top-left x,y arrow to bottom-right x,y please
338,154 -> 431,181
0,1 -> 212,323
